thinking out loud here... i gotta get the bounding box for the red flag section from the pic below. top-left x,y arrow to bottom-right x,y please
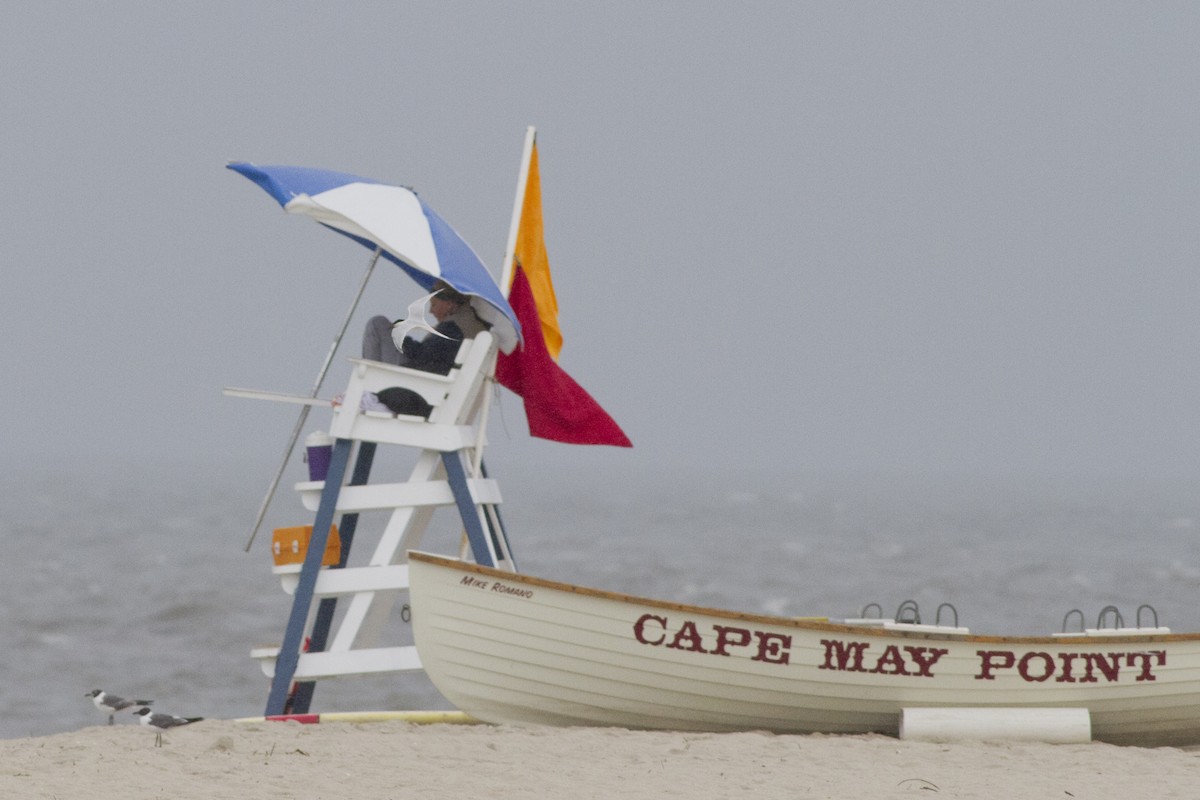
496,267 -> 632,447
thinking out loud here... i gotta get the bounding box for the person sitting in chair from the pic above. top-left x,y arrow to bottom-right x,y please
362,280 -> 489,375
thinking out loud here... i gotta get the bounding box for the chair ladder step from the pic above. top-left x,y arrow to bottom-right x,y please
251,645 -> 423,679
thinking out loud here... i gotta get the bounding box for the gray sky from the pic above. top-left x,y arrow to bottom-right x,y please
3,3 -> 1200,489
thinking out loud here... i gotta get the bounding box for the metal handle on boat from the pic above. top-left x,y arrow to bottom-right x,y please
1096,605 -> 1125,630
935,603 -> 959,628
1061,609 -> 1085,634
895,599 -> 921,624
1136,604 -> 1160,629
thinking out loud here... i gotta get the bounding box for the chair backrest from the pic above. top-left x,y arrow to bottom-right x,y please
428,333 -> 495,425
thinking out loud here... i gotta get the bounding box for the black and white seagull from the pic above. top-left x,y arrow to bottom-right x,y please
86,690 -> 153,725
132,706 -> 204,746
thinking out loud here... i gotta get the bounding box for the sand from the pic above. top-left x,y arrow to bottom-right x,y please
2,719 -> 1199,799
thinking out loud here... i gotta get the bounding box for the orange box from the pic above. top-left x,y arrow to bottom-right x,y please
271,524 -> 342,568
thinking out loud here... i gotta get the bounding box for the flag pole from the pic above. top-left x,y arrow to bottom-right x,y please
471,126 -> 536,478
500,126 -> 537,295
457,128 -> 537,563
243,247 -> 382,552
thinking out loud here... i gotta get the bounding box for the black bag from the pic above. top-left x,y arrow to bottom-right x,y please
375,387 -> 433,418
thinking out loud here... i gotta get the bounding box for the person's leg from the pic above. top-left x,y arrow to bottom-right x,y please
362,315 -> 404,365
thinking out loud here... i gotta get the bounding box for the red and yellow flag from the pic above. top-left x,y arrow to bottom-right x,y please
496,135 -> 631,447
511,142 -> 562,361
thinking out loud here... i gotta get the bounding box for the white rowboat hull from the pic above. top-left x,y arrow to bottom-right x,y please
408,552 -> 1200,746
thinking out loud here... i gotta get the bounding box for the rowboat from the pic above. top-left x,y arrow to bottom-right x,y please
408,550 -> 1200,746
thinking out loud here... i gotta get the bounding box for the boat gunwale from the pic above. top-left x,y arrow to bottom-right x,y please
407,551 -> 1200,646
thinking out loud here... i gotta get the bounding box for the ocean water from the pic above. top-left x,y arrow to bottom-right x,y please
3,463 -> 1198,739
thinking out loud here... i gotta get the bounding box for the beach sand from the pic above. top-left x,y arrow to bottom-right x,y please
2,720 -> 1199,799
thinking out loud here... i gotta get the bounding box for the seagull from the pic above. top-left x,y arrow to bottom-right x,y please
390,290 -> 454,348
86,690 -> 153,725
132,706 -> 204,746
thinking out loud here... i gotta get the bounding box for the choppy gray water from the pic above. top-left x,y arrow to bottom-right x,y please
3,464 -> 1198,739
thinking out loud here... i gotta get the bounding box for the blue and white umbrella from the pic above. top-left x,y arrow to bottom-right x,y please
228,161 -> 523,552
228,162 -> 521,353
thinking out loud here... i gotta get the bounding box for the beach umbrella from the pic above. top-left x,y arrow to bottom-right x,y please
228,162 -> 521,549
227,162 -> 520,352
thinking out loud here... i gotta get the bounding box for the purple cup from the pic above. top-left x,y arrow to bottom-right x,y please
305,431 -> 334,481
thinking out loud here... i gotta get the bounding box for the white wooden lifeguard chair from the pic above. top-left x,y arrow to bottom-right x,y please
252,331 -> 514,716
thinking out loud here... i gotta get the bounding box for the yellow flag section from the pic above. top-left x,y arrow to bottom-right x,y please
503,127 -> 562,361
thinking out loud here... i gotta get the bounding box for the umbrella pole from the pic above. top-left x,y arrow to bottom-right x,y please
243,247 -> 383,552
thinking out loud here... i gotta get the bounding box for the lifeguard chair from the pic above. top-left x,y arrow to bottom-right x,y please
252,331 -> 513,716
